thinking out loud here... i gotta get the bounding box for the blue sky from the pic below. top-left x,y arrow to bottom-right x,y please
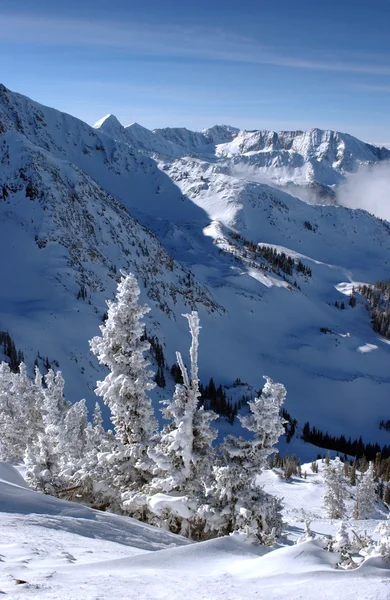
2,0 -> 390,144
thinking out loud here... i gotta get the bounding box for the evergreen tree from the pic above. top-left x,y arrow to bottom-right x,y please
211,376 -> 287,542
0,362 -> 24,462
137,312 -> 218,537
350,464 -> 357,486
383,483 -> 390,507
356,462 -> 376,519
323,457 -> 346,519
0,362 -> 44,463
25,369 -> 69,493
89,272 -> 158,506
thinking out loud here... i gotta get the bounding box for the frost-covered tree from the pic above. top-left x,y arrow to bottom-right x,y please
0,362 -> 44,463
323,457 -> 346,519
356,462 -> 376,519
0,362 -> 24,462
375,516 -> 390,558
25,369 -> 70,493
333,521 -> 350,552
211,376 -> 287,542
89,272 -> 158,502
296,520 -> 316,544
61,402 -> 116,507
59,399 -> 88,471
148,312 -> 217,492
128,312 -> 218,536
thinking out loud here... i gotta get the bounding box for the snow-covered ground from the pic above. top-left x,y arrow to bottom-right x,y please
0,462 -> 388,599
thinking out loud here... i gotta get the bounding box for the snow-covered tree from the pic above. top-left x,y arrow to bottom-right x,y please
60,402 -> 116,507
375,516 -> 390,558
0,362 -> 24,462
89,272 -> 158,502
0,362 -> 44,463
333,521 -> 350,552
356,462 -> 376,519
148,312 -> 217,492
296,520 -> 316,544
128,312 -> 218,536
59,399 -> 88,470
323,457 -> 346,519
211,376 -> 287,542
25,369 -> 70,493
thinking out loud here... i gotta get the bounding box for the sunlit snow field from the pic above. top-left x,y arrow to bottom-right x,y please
0,462 -> 388,599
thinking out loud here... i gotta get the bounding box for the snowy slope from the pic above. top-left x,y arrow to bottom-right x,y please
0,462 -> 388,599
1,83 -> 390,452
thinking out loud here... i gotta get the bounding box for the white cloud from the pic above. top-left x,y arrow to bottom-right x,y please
337,162 -> 390,221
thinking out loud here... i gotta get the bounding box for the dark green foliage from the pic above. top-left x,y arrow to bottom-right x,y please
349,465 -> 356,486
199,377 -> 241,424
272,453 -> 301,479
380,419 -> 390,432
359,281 -> 390,339
155,366 -> 166,388
77,284 -> 88,300
0,331 -> 24,373
227,232 -> 312,280
302,421 -> 390,462
257,245 -> 295,276
281,408 -> 297,443
142,331 -> 167,388
170,363 -> 184,384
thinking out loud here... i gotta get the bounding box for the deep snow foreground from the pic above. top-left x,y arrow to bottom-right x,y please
0,463 -> 388,599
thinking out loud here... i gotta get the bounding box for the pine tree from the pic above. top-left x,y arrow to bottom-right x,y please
211,376 -> 287,542
350,464 -> 357,486
356,462 -> 376,519
0,362 -> 44,463
138,312 -> 218,537
323,457 -> 346,519
59,399 -> 88,470
384,483 -> 390,507
0,362 -> 25,462
25,369 -> 70,493
89,272 -> 158,505
65,402 -> 115,507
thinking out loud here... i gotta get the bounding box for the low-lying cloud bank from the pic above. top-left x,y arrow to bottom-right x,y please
337,162 -> 390,221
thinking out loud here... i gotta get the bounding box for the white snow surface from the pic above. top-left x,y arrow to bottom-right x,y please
0,461 -> 389,599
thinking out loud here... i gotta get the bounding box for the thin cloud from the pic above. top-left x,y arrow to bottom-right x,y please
356,84 -> 390,93
1,12 -> 390,76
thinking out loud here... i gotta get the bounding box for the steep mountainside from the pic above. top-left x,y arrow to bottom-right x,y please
1,83 -> 390,452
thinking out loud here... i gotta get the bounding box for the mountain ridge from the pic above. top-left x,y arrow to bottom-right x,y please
1,82 -> 390,454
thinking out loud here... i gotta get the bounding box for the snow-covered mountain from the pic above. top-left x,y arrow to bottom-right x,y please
96,113 -> 390,196
2,83 -> 390,452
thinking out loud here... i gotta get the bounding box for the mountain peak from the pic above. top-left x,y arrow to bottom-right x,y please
93,113 -> 123,131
